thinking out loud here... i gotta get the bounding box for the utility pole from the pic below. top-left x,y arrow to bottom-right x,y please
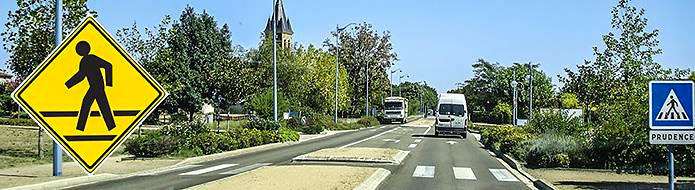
399,74 -> 408,97
53,0 -> 63,176
335,23 -> 355,123
272,0 -> 278,121
390,69 -> 401,97
365,60 -> 369,116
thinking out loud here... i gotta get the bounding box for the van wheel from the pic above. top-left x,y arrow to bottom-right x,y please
461,133 -> 467,139
435,131 -> 439,136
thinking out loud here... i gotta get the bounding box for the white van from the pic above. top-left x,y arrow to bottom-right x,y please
435,93 -> 468,138
382,97 -> 408,124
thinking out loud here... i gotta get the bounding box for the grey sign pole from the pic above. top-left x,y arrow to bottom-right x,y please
669,144 -> 674,190
53,0 -> 63,176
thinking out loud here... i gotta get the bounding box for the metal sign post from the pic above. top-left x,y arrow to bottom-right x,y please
648,81 -> 695,190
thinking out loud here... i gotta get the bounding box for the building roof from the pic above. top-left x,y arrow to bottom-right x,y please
264,0 -> 294,35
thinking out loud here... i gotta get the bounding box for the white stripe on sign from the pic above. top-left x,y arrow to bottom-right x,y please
179,164 -> 238,176
414,139 -> 422,143
489,169 -> 518,182
453,167 -> 476,180
412,166 -> 435,178
408,144 -> 418,148
220,163 -> 272,175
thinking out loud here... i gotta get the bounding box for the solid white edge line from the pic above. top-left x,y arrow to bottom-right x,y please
219,163 -> 272,175
137,164 -> 201,176
340,126 -> 399,148
179,164 -> 238,176
423,126 -> 432,135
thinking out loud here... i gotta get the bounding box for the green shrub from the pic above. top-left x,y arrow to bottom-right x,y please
524,133 -> 579,168
286,117 -> 302,130
0,118 -> 37,126
491,102 -> 512,124
328,122 -> 365,130
279,127 -> 300,142
243,117 -> 281,131
302,115 -> 330,134
480,126 -> 534,160
190,132 -> 222,155
527,109 -> 584,135
245,88 -> 288,120
124,131 -> 178,157
160,119 -> 209,143
357,116 -> 380,127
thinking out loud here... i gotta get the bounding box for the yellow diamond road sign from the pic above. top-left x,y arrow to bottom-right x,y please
11,16 -> 167,175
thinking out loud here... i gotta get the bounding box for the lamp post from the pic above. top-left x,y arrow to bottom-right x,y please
528,62 -> 533,121
390,69 -> 401,97
335,23 -> 356,123
272,0 -> 278,121
511,79 -> 518,126
399,74 -> 409,97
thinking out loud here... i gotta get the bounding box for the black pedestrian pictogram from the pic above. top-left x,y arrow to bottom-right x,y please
656,89 -> 690,121
65,41 -> 116,131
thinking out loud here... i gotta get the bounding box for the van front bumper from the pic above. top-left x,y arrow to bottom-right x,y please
435,125 -> 467,135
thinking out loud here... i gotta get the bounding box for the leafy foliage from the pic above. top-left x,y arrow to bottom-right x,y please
324,23 -> 398,116
480,126 -> 534,160
448,59 -> 555,123
2,0 -> 96,79
245,88 -> 289,120
124,131 -> 178,158
357,116 -> 380,127
243,117 -> 281,131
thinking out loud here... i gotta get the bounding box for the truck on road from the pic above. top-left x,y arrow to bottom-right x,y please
382,97 -> 408,124
435,93 -> 468,138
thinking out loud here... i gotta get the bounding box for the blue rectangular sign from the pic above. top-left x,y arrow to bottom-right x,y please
649,81 -> 694,129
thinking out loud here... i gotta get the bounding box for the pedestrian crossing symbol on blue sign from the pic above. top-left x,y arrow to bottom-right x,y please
649,81 -> 694,129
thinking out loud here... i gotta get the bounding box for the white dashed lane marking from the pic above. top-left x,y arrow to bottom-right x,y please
489,169 -> 519,182
453,167 -> 477,180
220,163 -> 272,175
412,166 -> 435,178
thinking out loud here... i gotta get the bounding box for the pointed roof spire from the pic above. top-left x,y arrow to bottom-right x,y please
265,0 -> 294,35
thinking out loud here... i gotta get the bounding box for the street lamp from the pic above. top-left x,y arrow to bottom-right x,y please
390,68 -> 402,97
511,79 -> 518,126
399,74 -> 409,97
528,62 -> 533,121
335,22 -> 356,123
272,0 -> 278,121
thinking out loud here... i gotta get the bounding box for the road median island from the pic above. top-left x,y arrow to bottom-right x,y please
187,165 -> 390,190
292,147 -> 408,165
401,117 -> 434,127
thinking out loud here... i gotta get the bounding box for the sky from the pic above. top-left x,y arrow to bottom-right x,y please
0,0 -> 693,93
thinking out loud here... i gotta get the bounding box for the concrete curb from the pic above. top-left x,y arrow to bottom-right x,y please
6,129 -> 349,190
354,168 -> 391,190
4,173 -> 118,190
292,150 -> 409,165
176,130 -> 347,166
477,136 -> 558,190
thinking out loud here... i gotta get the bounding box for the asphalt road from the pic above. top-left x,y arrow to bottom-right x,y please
67,121 -> 531,190
352,125 -> 532,190
66,124 -> 400,190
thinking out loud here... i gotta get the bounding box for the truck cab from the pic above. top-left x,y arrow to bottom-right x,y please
435,93 -> 468,138
382,97 -> 408,124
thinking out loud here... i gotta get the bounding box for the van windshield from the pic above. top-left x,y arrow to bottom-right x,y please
384,102 -> 403,110
438,104 -> 465,116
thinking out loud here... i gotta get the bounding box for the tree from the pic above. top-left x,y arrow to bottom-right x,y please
393,81 -> 438,114
560,93 -> 579,109
2,0 -> 96,79
690,71 -> 695,81
117,6 -> 249,120
324,23 -> 398,116
448,59 -> 554,123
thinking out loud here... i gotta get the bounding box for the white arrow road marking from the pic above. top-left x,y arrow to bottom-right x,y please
446,141 -> 458,145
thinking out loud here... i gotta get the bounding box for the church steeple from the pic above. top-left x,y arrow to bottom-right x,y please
265,0 -> 293,48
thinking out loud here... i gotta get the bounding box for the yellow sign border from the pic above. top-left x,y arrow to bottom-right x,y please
11,16 -> 168,175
